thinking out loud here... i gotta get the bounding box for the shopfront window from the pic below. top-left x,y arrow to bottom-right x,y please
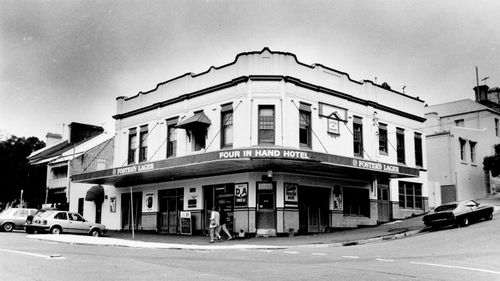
342,187 -> 369,217
398,181 -> 422,209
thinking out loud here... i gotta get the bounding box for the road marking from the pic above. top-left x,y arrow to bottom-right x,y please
411,262 -> 500,275
376,258 -> 395,262
259,250 -> 273,253
284,251 -> 299,254
0,248 -> 65,260
342,255 -> 360,259
312,253 -> 327,256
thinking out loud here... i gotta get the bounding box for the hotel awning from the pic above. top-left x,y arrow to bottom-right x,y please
85,185 -> 105,202
176,111 -> 211,129
72,148 -> 422,187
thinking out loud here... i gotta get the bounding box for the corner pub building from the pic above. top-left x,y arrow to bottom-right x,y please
73,48 -> 428,236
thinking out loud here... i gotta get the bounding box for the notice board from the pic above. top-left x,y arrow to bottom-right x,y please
180,211 -> 192,235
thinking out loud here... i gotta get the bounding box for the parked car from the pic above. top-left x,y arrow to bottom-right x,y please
423,200 -> 494,228
0,208 -> 38,232
25,210 -> 106,237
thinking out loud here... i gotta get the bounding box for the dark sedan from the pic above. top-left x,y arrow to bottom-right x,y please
423,200 -> 493,228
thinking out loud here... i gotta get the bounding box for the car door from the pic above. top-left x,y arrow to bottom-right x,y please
68,213 -> 87,234
53,212 -> 70,232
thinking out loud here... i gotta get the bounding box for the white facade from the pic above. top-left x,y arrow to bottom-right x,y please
74,48 -> 428,234
425,99 -> 499,206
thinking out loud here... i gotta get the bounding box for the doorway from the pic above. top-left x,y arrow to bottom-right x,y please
121,192 -> 142,230
377,184 -> 390,223
298,186 -> 330,233
159,188 -> 184,234
204,184 -> 235,233
256,182 -> 276,232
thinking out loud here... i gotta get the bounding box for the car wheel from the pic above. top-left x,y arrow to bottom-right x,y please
90,229 -> 100,237
462,216 -> 470,227
50,226 -> 62,235
2,223 -> 14,232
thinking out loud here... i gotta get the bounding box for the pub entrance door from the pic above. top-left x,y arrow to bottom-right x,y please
377,184 -> 391,223
159,188 -> 184,234
203,184 -> 235,234
121,192 -> 142,230
256,182 -> 276,235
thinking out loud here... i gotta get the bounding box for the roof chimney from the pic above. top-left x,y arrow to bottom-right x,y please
45,132 -> 62,147
474,85 -> 489,103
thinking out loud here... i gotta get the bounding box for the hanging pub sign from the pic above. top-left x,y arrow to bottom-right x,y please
332,185 -> 343,210
284,183 -> 298,207
234,183 -> 248,207
327,118 -> 340,135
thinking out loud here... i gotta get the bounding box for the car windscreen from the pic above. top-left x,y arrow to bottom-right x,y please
435,204 -> 457,212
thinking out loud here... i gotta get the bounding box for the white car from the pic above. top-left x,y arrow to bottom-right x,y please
25,210 -> 106,237
0,208 -> 38,232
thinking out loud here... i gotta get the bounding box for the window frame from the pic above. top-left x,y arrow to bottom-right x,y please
396,128 -> 405,164
299,103 -> 312,148
353,116 -> 363,157
414,132 -> 423,167
258,105 -> 275,145
166,118 -> 178,158
221,104 -> 234,149
398,181 -> 422,210
378,123 -> 388,155
127,128 -> 137,165
459,138 -> 466,161
139,125 -> 148,163
470,141 -> 477,163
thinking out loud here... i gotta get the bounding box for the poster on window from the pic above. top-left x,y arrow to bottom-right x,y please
332,185 -> 343,210
109,197 -> 116,213
234,183 -> 248,207
145,193 -> 154,212
284,183 -> 298,207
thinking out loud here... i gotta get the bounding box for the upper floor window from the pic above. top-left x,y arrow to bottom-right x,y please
127,128 -> 137,164
353,117 -> 363,157
414,133 -> 423,167
455,119 -> 464,127
378,123 -> 388,155
139,125 -> 148,162
166,118 -> 178,158
396,128 -> 405,164
459,138 -> 466,161
495,118 -> 499,137
221,103 -> 233,148
299,103 -> 312,148
176,110 -> 211,152
51,166 -> 68,179
258,105 -> 275,145
470,141 -> 477,163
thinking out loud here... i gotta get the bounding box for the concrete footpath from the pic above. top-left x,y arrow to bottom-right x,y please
26,195 -> 500,251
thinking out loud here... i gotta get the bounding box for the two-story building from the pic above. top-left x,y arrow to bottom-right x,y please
425,85 -> 500,207
73,48 -> 428,236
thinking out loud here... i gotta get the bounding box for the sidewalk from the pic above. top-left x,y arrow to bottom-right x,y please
26,194 -> 500,251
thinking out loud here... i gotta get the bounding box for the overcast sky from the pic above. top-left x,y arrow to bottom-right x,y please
1,0 -> 500,140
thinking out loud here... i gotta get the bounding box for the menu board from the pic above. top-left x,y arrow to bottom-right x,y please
180,211 -> 191,235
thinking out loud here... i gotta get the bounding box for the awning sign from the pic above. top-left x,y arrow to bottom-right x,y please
219,149 -> 310,160
114,163 -> 154,175
352,159 -> 399,173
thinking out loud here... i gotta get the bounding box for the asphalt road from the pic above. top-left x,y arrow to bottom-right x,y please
1,216 -> 499,281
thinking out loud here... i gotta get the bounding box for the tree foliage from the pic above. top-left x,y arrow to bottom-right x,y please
0,136 -> 45,207
483,144 -> 500,177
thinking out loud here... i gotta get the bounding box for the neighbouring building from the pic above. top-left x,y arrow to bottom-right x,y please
425,85 -> 500,207
28,122 -> 106,210
72,48 -> 428,236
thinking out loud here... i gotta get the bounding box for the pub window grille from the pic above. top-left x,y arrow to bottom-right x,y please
258,105 -> 275,145
127,128 -> 137,164
414,133 -> 423,167
353,117 -> 363,157
396,128 -> 405,164
139,125 -> 148,162
379,124 -> 388,155
398,182 -> 422,209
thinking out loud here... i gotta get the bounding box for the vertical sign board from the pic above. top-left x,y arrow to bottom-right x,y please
234,183 -> 248,207
180,211 -> 192,235
284,183 -> 298,207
